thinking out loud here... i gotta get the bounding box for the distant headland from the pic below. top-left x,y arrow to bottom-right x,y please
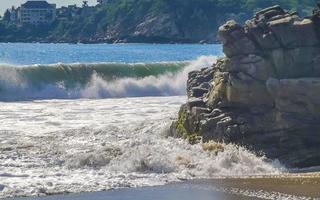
0,0 -> 316,44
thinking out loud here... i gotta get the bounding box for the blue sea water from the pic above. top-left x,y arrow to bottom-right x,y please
0,43 -> 222,65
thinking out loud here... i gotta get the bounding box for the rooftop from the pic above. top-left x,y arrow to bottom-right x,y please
21,1 -> 55,9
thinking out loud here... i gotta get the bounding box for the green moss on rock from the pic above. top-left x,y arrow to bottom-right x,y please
175,105 -> 188,137
175,105 -> 201,144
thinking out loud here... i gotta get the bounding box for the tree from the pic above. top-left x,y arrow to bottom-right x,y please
3,9 -> 11,22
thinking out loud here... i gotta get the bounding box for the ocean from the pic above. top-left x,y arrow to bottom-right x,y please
0,43 -> 287,199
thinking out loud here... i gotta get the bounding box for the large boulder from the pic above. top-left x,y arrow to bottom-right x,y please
218,20 -> 260,57
172,5 -> 320,168
267,78 -> 320,115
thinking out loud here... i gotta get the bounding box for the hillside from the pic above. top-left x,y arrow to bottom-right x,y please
0,0 -> 317,43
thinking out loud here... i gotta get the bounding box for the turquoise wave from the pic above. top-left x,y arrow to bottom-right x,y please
0,61 -> 189,100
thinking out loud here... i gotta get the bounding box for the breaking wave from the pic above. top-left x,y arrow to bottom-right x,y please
0,56 -> 216,100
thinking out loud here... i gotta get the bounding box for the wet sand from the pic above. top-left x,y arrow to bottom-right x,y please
206,173 -> 320,198
5,183 -> 258,200
5,173 -> 320,200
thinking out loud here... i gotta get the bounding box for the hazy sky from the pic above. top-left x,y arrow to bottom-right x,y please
0,0 -> 97,15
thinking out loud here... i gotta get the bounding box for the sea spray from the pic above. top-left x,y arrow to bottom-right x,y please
0,56 -> 216,100
81,55 -> 217,98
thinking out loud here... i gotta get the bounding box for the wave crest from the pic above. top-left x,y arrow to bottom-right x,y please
0,56 -> 217,100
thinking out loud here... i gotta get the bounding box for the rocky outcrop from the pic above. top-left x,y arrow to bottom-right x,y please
171,5 -> 320,168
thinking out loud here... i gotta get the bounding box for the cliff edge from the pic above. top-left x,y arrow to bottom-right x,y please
171,5 -> 320,168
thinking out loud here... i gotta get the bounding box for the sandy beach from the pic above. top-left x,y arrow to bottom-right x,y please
202,172 -> 320,199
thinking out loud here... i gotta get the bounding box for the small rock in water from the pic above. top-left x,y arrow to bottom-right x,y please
0,184 -> 5,191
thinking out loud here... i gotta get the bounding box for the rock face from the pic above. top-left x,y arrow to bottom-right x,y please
171,5 -> 320,168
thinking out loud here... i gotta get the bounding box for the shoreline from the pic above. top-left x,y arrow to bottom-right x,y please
0,41 -> 221,45
4,173 -> 320,200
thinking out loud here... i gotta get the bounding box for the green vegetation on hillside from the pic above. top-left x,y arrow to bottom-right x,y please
0,0 -> 317,43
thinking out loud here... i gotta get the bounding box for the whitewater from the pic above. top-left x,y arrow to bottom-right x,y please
0,44 -> 285,198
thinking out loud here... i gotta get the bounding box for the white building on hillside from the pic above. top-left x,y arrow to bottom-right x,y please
18,1 -> 56,25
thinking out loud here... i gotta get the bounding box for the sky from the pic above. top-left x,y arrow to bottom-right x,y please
0,0 -> 97,15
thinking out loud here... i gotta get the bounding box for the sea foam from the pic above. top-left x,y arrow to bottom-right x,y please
0,96 -> 284,198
